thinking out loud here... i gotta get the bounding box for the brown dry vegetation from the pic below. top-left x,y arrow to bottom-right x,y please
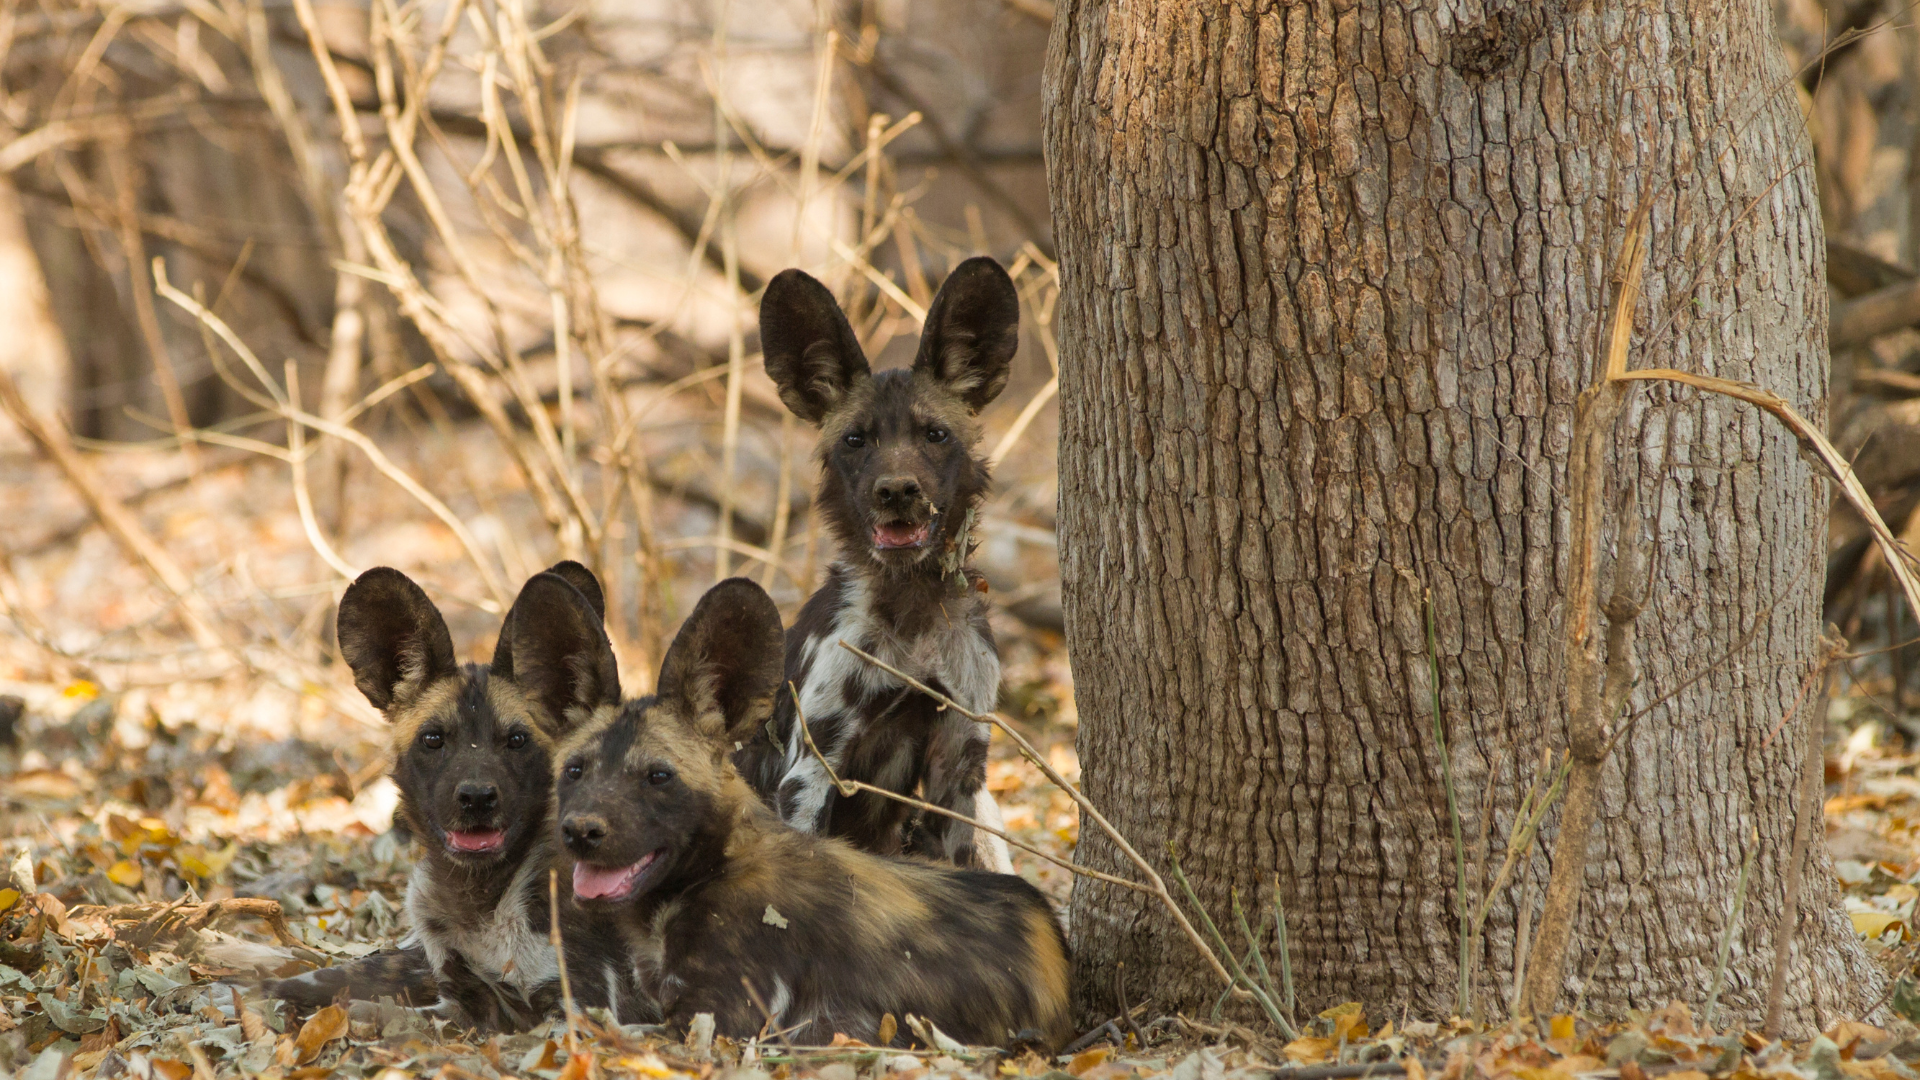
9,0 -> 1920,1078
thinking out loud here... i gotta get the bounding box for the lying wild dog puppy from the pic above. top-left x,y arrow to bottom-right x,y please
497,570 -> 652,1025
557,577 -> 1072,1049
270,562 -> 617,1029
736,257 -> 1018,870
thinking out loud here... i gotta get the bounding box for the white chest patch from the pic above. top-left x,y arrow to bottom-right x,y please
780,571 -> 1000,832
406,860 -> 559,1002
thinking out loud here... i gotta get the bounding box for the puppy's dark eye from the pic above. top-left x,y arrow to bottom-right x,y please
564,761 -> 583,781
421,732 -> 444,750
843,431 -> 866,449
506,731 -> 528,750
926,427 -> 948,444
647,768 -> 674,786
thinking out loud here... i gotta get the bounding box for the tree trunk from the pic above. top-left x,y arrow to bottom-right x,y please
5,10 -> 338,443
1044,0 -> 1881,1032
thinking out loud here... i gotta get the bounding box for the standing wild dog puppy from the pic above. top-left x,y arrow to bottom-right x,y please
556,577 -> 1072,1048
271,562 -> 617,1030
736,257 -> 1017,869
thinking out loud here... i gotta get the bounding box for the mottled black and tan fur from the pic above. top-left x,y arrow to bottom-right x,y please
734,258 -> 1020,870
270,562 -> 616,1030
555,577 -> 1072,1049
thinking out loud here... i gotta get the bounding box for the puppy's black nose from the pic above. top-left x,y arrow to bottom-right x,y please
562,814 -> 607,855
456,781 -> 498,813
874,475 -> 921,506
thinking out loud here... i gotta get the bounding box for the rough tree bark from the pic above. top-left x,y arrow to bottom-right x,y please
1044,0 -> 1881,1031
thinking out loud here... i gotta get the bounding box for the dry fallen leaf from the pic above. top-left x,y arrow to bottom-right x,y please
237,986 -> 268,1043
177,842 -> 239,880
1067,1047 -> 1111,1076
878,1012 -> 898,1046
557,1051 -> 592,1080
31,892 -> 72,938
617,1054 -> 673,1077
293,1003 -> 349,1063
107,860 -> 143,887
5,770 -> 82,800
1857,1060 -> 1918,1080
78,1017 -> 122,1054
152,1060 -> 193,1080
1549,1014 -> 1576,1041
1826,1021 -> 1889,1055
1852,910 -> 1902,939
1651,1000 -> 1699,1037
1284,1037 -> 1335,1065
763,904 -> 789,929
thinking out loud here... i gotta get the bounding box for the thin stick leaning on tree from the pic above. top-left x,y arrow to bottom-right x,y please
1519,197 -> 1920,1018
786,680 -> 1152,897
1515,199 -> 1654,1020
831,641 -> 1259,1011
791,681 -> 1287,1045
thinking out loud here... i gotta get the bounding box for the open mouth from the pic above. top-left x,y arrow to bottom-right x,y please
444,829 -> 507,854
872,520 -> 932,549
572,849 -> 664,903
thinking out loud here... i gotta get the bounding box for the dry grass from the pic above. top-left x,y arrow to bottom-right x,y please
0,0 -> 1076,910
20,0 -> 1920,1071
0,0 -> 1067,702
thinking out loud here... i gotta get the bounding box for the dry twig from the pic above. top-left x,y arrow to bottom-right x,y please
834,641 -> 1255,1009
789,682 -> 1147,894
68,896 -> 298,948
0,367 -> 229,655
1517,198 -> 1653,1018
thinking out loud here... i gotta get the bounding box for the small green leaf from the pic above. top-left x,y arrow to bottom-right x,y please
1893,976 -> 1920,1024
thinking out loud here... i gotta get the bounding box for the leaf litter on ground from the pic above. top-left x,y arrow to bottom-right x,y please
11,680 -> 1920,1080
6,454 -> 1920,1080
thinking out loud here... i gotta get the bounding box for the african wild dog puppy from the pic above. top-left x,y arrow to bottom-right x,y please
734,257 -> 1019,870
269,562 -> 617,1029
555,577 -> 1072,1049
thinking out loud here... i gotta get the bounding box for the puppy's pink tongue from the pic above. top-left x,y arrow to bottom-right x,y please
446,829 -> 504,852
573,857 -> 646,900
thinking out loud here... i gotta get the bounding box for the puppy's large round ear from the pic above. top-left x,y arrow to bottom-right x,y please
337,568 -> 457,714
494,571 -> 620,731
760,268 -> 871,424
541,561 -> 606,622
493,560 -> 607,678
912,256 -> 1019,414
656,577 -> 785,744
